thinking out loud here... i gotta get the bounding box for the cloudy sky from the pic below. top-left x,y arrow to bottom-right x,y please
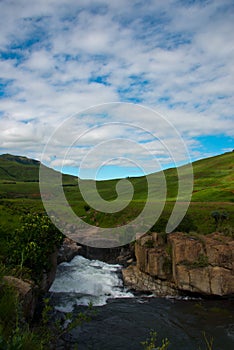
0,0 -> 233,179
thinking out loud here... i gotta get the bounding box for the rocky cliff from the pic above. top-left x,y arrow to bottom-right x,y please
122,232 -> 234,297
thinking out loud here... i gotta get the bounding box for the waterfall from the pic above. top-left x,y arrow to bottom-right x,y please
49,255 -> 134,312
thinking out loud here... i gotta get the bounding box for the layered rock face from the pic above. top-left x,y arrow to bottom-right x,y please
123,232 -> 234,297
169,232 -> 234,296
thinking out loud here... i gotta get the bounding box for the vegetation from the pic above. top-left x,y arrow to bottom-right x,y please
6,213 -> 64,283
0,276 -> 94,349
0,151 -> 233,236
192,254 -> 209,268
144,239 -> 154,248
141,330 -> 214,350
0,266 -> 44,349
200,332 -> 214,350
141,330 -> 170,350
182,254 -> 209,269
211,210 -> 229,229
0,213 -> 65,349
0,151 -> 233,348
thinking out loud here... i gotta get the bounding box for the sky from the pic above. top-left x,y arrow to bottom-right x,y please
0,0 -> 233,180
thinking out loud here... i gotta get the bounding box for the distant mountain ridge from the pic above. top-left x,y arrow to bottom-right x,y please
0,153 -> 40,166
0,154 -> 41,182
0,153 -> 77,184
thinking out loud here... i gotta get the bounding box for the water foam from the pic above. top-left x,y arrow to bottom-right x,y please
49,255 -> 133,311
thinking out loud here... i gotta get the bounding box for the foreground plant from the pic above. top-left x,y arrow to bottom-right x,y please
199,332 -> 214,350
141,330 -> 170,350
141,330 -> 214,350
7,213 -> 64,282
0,280 -> 94,350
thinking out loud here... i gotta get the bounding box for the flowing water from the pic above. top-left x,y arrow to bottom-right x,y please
49,255 -> 234,350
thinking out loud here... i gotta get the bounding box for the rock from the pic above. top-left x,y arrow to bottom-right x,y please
169,232 -> 234,296
57,238 -> 82,264
168,233 -> 205,265
122,266 -> 177,296
205,233 -> 234,270
124,232 -> 234,297
78,243 -> 135,265
210,266 -> 234,295
3,276 -> 37,320
151,232 -> 166,245
175,265 -> 211,294
135,241 -> 171,279
174,264 -> 234,296
40,248 -> 59,291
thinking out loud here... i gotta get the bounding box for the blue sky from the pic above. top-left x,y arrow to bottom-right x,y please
0,0 -> 233,179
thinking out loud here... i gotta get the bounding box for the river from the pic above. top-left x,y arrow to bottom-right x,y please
49,255 -> 234,350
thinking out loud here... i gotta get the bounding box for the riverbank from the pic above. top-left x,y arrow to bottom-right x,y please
49,254 -> 234,350
63,231 -> 234,298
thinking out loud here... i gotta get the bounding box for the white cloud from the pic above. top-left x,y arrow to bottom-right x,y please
0,0 -> 233,176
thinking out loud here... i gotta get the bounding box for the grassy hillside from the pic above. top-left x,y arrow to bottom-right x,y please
128,151 -> 234,202
0,151 -> 233,234
0,153 -> 42,181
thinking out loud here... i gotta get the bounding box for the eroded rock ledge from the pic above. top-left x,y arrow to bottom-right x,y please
122,232 -> 234,297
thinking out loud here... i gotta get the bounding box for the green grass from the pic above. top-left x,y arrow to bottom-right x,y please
0,151 -> 233,235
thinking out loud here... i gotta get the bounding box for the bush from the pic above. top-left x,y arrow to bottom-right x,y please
173,214 -> 197,233
141,330 -> 170,350
150,217 -> 168,233
7,213 -> 64,282
211,211 -> 229,229
84,204 -> 91,212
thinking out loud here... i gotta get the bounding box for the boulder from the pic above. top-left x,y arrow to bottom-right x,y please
3,276 -> 37,320
57,238 -> 82,264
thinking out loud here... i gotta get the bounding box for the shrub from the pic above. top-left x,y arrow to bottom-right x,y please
141,330 -> 170,350
173,214 -> 197,233
150,217 -> 168,233
7,213 -> 64,282
84,204 -> 91,212
211,211 -> 229,229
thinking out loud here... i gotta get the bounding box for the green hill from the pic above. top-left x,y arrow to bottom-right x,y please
127,151 -> 234,202
0,151 -> 233,201
0,154 -> 76,183
0,154 -> 40,182
190,151 -> 234,201
0,151 -> 233,234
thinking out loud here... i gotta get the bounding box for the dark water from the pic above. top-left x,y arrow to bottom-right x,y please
57,297 -> 233,350
49,256 -> 234,350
